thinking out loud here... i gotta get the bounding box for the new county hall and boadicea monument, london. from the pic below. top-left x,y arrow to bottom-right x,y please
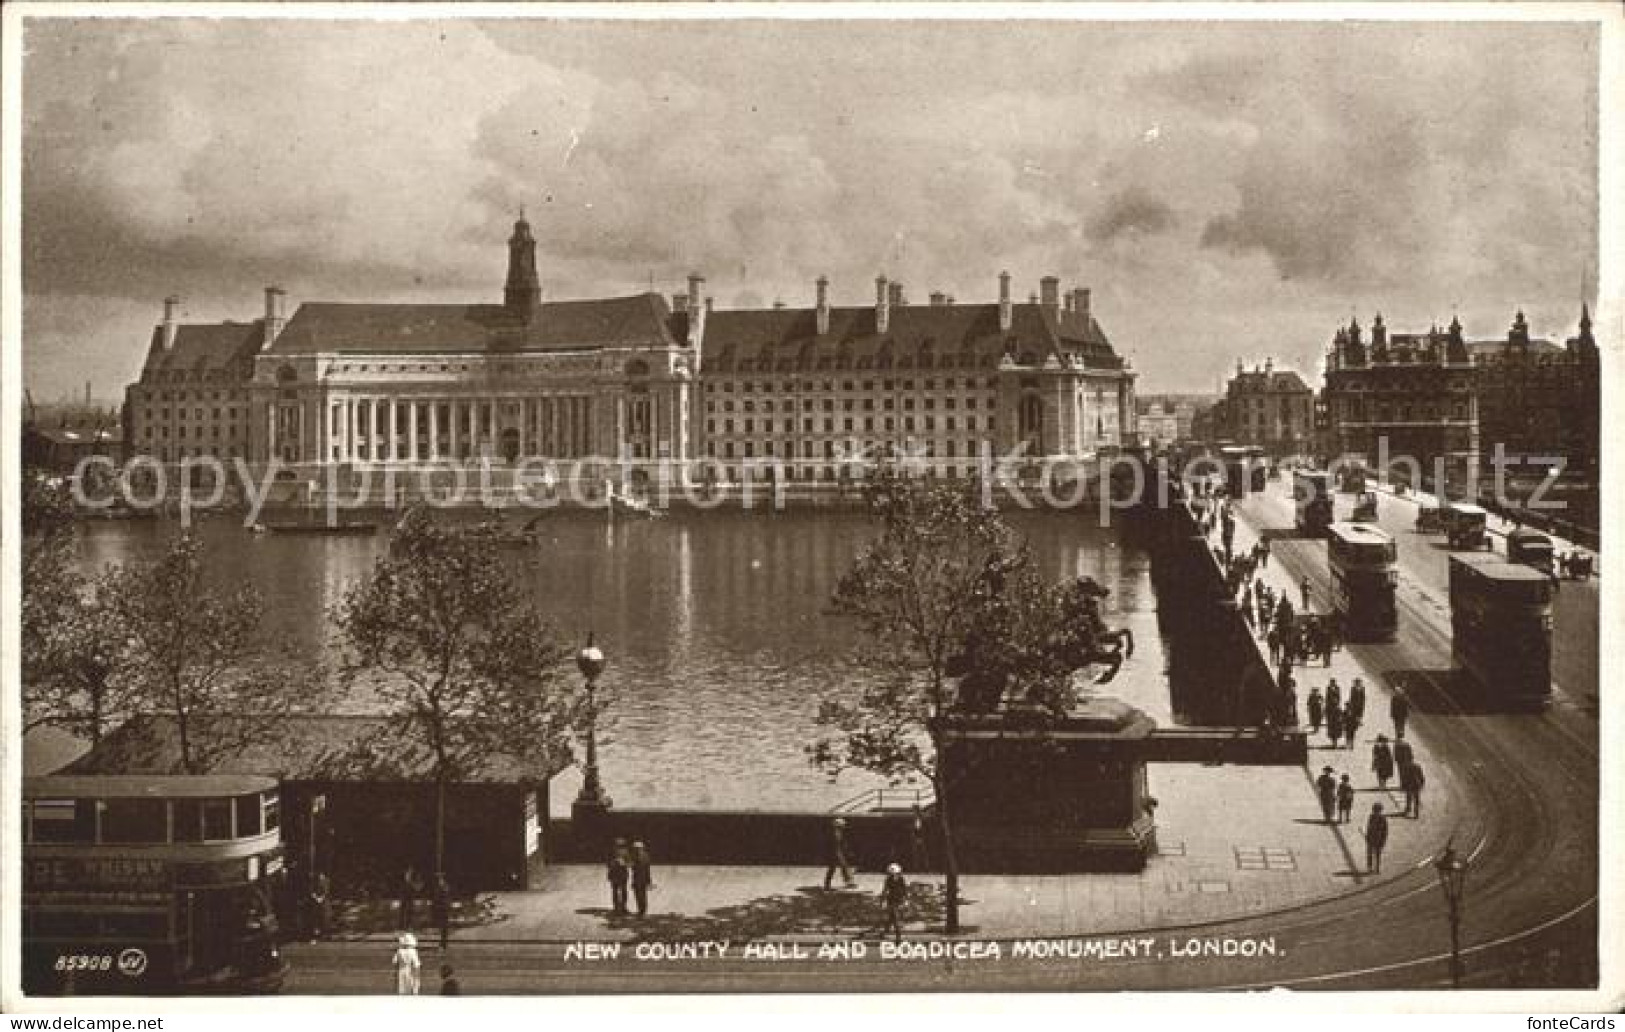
120,215 -> 1138,495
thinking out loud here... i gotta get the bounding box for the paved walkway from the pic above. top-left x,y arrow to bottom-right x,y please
313,497 -> 1467,947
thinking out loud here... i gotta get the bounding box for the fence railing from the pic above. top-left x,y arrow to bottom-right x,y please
830,786 -> 934,814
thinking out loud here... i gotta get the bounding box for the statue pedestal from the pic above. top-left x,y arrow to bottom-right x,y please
940,698 -> 1158,873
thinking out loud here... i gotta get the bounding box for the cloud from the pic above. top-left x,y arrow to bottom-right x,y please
1087,188 -> 1177,244
17,17 -> 1600,400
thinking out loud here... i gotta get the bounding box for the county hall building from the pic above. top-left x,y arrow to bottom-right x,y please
122,217 -> 1137,492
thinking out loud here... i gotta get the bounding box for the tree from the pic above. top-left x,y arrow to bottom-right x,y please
23,566 -> 132,748
808,475 -> 1113,934
110,533 -> 322,774
19,467 -> 130,744
335,509 -> 580,940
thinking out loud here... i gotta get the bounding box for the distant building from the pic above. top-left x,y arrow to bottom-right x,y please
1320,315 -> 1479,498
1469,308 -> 1599,529
21,424 -> 124,475
1135,393 -> 1212,448
1206,359 -> 1314,457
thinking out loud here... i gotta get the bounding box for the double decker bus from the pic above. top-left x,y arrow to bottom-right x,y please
22,775 -> 288,995
1219,445 -> 1267,497
1293,470 -> 1334,536
1449,554 -> 1553,709
1326,521 -> 1398,640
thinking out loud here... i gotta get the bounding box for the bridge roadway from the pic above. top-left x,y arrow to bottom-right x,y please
281,480 -> 1602,995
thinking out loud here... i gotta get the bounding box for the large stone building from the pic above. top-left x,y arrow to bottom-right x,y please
1320,314 -> 1481,497
123,217 -> 1138,494
1204,360 -> 1314,457
1318,309 -> 1600,514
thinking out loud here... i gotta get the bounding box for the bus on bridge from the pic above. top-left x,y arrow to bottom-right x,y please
1293,470 -> 1334,536
1448,553 -> 1553,709
1327,521 -> 1398,640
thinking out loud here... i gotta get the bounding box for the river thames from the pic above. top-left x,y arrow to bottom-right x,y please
42,509 -> 1187,812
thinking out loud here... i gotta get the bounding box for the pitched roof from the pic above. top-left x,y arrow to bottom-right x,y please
1230,369 -> 1311,394
140,321 -> 265,379
61,714 -> 556,785
268,294 -> 681,355
699,301 -> 1122,374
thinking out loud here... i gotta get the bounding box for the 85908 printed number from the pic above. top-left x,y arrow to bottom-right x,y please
54,953 -> 114,972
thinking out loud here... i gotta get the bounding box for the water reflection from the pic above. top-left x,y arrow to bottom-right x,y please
67,510 -> 1174,810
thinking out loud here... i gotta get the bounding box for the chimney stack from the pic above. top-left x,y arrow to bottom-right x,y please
888,281 -> 905,309
263,287 -> 287,350
1072,288 -> 1091,330
686,273 -> 707,348
929,291 -> 946,307
773,299 -> 786,310
673,293 -> 689,313
998,271 -> 1012,331
875,275 -> 891,335
816,276 -> 830,335
162,295 -> 181,351
1039,276 -> 1060,320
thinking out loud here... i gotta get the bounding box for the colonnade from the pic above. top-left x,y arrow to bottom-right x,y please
324,395 -> 598,463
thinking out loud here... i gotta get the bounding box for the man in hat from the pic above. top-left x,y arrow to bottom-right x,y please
630,840 -> 654,917
1365,803 -> 1390,874
824,817 -> 856,889
1372,734 -> 1395,790
880,863 -> 909,944
1315,767 -> 1338,824
1390,685 -> 1412,739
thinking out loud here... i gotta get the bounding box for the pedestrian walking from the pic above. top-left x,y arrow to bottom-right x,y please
1261,538 -> 1271,568
1401,761 -> 1426,818
824,817 -> 856,889
1372,735 -> 1395,790
1316,766 -> 1338,823
1348,678 -> 1367,725
1307,687 -> 1324,732
392,933 -> 421,996
1365,804 -> 1389,874
1336,775 -> 1355,823
1282,685 -> 1300,727
1275,596 -> 1295,632
1325,700 -> 1344,748
1343,703 -> 1362,748
439,964 -> 461,996
1390,686 -> 1411,739
431,871 -> 452,951
880,862 -> 909,944
1300,576 -> 1313,611
1325,678 -> 1342,714
1392,734 -> 1414,772
398,866 -> 421,931
630,840 -> 654,917
909,805 -> 930,874
1267,625 -> 1282,666
606,838 -> 631,914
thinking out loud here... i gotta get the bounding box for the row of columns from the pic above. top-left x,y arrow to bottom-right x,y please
327,395 -> 598,462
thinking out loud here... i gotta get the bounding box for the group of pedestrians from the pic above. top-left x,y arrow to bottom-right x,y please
1304,676 -> 1366,748
606,838 -> 656,917
1311,682 -> 1428,876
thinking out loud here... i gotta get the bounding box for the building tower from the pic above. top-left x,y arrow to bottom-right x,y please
504,212 -> 542,322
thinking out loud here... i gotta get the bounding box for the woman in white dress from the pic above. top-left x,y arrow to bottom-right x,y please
392,932 -> 421,995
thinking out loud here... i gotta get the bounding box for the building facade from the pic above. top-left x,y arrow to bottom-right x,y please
1320,315 -> 1480,498
1134,394 -> 1211,449
123,218 -> 1138,493
1206,360 -> 1314,457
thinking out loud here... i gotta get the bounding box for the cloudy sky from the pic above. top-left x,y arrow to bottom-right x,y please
19,14 -> 1600,400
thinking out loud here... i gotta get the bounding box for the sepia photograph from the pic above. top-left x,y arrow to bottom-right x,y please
3,1 -> 1619,1011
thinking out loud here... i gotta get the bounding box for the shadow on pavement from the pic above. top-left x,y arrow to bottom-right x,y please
1386,668 -> 1534,715
326,894 -> 508,940
572,883 -> 949,942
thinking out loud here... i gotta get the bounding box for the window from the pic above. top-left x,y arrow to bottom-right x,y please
202,797 -> 234,840
100,798 -> 168,845
30,799 -> 95,844
235,794 -> 264,837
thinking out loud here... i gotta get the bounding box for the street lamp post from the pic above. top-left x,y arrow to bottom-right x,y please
574,634 -> 612,816
1433,842 -> 1469,988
